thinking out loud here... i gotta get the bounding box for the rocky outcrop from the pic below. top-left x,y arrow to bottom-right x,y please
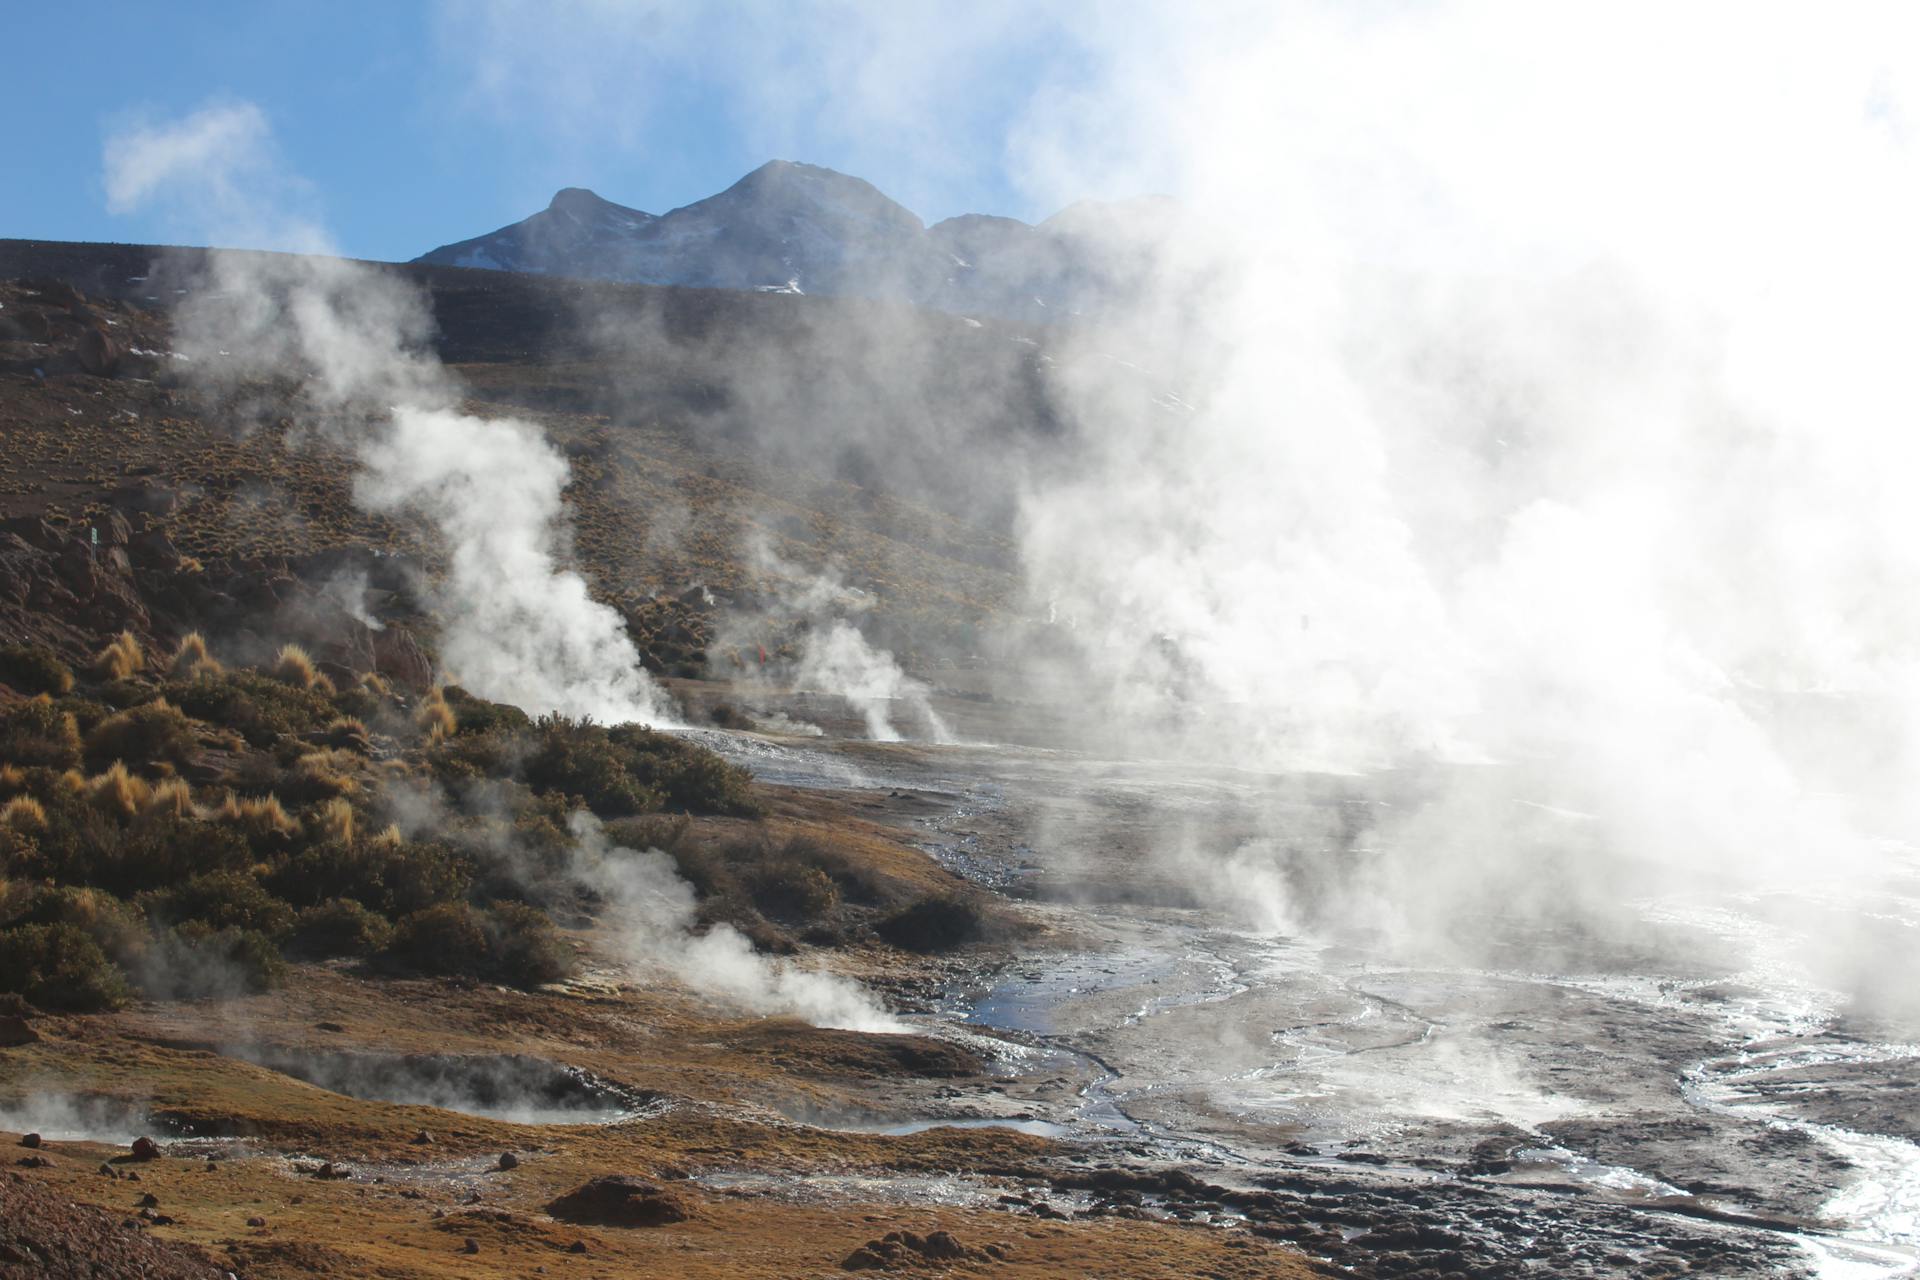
545,1175 -> 691,1228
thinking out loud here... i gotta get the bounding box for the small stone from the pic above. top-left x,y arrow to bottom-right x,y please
412,1130 -> 434,1145
137,1193 -> 159,1208
496,1151 -> 519,1171
129,1137 -> 160,1161
246,1216 -> 267,1228
17,1155 -> 50,1168
462,1237 -> 480,1255
568,1240 -> 588,1254
99,1162 -> 118,1178
19,1133 -> 41,1149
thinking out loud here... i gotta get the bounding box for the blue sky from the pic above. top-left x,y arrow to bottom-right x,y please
2,1 -> 1100,261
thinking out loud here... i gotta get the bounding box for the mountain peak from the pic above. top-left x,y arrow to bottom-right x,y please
416,163 -> 1165,320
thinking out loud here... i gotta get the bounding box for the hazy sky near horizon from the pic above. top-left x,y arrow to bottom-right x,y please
2,1 -> 1115,261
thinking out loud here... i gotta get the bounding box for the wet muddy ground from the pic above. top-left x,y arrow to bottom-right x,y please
702,712 -> 1920,1278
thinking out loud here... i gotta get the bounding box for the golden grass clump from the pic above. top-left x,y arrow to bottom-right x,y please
357,672 -> 393,699
214,791 -> 300,840
0,794 -> 47,830
320,716 -> 370,751
92,630 -> 145,681
369,822 -> 404,850
415,686 -> 456,742
316,796 -> 356,844
168,631 -> 225,679
271,643 -> 334,694
85,762 -> 152,821
292,748 -> 361,798
56,768 -> 86,795
0,763 -> 24,797
144,776 -> 195,819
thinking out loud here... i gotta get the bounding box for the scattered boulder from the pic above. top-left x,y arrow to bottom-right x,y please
246,1216 -> 267,1228
461,1237 -> 480,1255
75,323 -> 122,377
843,1229 -> 1002,1270
16,1155 -> 51,1169
495,1152 -> 519,1172
545,1175 -> 692,1228
129,1137 -> 161,1162
370,624 -> 433,690
17,1135 -> 39,1150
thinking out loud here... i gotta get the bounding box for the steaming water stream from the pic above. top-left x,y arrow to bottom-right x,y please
708,727 -> 1920,1276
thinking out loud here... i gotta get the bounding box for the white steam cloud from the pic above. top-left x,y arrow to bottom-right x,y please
725,536 -> 953,742
438,1 -> 1920,958
1005,3 -> 1920,918
102,104 -> 675,725
570,811 -> 899,1031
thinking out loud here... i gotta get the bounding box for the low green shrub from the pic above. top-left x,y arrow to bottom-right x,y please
83,700 -> 197,768
485,900 -> 573,986
0,645 -> 74,696
166,669 -> 335,746
0,697 -> 82,769
874,894 -> 990,953
385,902 -> 489,975
270,837 -> 471,917
442,687 -> 531,737
289,898 -> 393,958
141,871 -> 296,941
0,921 -> 132,1011
14,885 -> 148,967
142,924 -> 287,997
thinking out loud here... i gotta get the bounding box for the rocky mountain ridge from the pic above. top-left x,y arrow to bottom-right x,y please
415,160 -> 1172,321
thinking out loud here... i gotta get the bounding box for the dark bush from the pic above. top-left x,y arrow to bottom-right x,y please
486,901 -> 573,986
25,807 -> 253,897
289,898 -> 393,958
0,697 -> 82,769
0,922 -> 132,1011
270,837 -> 471,917
523,715 -> 663,815
743,861 -> 839,923
0,645 -> 74,696
141,871 -> 296,941
522,716 -> 756,817
607,723 -> 757,816
426,729 -> 517,785
83,700 -> 197,768
141,924 -> 287,997
14,886 -> 149,968
386,902 -> 489,975
443,687 -> 531,737
166,670 -> 334,746
874,894 -> 990,953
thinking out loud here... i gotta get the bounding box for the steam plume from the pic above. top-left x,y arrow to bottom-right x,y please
102,105 -> 675,725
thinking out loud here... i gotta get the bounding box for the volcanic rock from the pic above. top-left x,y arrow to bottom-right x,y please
545,1175 -> 691,1228
0,1018 -> 36,1048
128,1137 -> 160,1162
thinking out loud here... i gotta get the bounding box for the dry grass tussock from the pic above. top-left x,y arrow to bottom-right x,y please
320,716 -> 370,750
168,631 -> 224,679
213,791 -> 300,839
315,795 -> 355,844
0,764 -> 24,796
92,630 -> 144,680
83,762 -> 151,821
368,822 -> 403,850
0,794 -> 47,830
272,643 -> 334,694
415,686 -> 456,742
